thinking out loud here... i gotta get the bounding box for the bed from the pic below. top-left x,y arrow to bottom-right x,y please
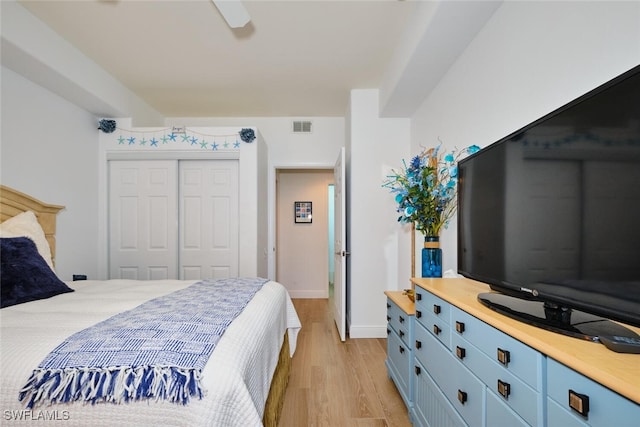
0,185 -> 301,426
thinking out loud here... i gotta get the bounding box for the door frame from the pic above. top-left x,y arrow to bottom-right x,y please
268,162 -> 334,282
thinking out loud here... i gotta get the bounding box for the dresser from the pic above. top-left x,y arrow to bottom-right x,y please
385,290 -> 415,411
385,278 -> 640,427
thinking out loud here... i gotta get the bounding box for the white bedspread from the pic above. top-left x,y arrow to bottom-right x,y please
0,279 -> 301,426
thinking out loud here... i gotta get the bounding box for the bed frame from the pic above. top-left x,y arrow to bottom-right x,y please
0,185 -> 64,264
0,184 -> 290,426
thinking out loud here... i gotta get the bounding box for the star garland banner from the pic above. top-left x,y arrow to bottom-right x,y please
105,126 -> 256,151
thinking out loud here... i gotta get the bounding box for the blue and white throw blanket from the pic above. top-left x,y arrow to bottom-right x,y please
19,277 -> 268,409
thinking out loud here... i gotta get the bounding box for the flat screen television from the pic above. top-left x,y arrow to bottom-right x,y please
457,64 -> 640,342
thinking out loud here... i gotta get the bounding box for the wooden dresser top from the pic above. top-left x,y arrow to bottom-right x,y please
411,277 -> 640,404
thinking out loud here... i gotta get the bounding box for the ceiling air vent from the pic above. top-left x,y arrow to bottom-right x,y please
292,120 -> 313,133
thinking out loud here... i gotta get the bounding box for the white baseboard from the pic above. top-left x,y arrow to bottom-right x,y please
287,289 -> 329,299
348,325 -> 388,339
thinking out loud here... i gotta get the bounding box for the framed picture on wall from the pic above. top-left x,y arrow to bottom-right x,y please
294,201 -> 313,223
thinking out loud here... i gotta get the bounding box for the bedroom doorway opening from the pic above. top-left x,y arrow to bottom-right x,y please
275,168 -> 334,299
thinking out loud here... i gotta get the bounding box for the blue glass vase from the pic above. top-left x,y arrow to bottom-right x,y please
422,236 -> 442,278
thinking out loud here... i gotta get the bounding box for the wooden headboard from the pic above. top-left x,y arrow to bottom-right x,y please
0,185 -> 64,262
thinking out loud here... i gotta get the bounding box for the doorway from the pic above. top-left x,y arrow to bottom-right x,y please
275,169 -> 334,298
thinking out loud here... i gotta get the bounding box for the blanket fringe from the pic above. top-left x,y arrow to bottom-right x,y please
19,366 -> 204,409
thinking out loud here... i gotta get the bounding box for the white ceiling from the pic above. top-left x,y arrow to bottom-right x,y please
16,0 -> 421,118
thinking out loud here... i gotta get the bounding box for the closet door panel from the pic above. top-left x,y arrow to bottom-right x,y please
180,160 -> 239,280
109,160 -> 178,280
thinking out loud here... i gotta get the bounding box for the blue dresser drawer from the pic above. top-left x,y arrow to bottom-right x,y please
486,388 -> 530,427
419,322 -> 484,426
387,298 -> 412,348
547,358 -> 640,427
416,292 -> 451,349
547,398 -> 588,427
416,288 -> 451,326
387,327 -> 412,406
451,332 -> 542,426
451,306 -> 542,391
413,357 -> 468,427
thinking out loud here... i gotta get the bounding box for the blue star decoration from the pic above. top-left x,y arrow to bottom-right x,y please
150,138 -> 158,147
128,136 -> 136,145
233,140 -> 240,149
190,136 -> 198,145
169,133 -> 177,141
211,142 -> 219,150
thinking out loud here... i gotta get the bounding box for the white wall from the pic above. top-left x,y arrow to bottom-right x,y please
1,0 -> 163,126
410,0 -> 640,276
348,89 -> 411,338
0,66 -> 100,281
166,117 -> 345,166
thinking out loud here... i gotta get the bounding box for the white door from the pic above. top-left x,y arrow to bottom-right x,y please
109,159 -> 239,280
179,160 -> 239,280
333,147 -> 347,341
109,160 -> 178,280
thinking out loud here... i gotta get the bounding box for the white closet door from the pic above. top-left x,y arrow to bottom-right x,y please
109,160 -> 178,279
179,160 -> 239,280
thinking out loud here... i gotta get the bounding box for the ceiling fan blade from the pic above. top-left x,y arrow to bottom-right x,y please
212,0 -> 251,28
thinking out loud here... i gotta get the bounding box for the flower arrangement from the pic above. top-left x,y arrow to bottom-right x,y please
383,143 -> 480,237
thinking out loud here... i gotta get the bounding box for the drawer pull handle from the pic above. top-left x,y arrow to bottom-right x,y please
497,348 -> 510,366
416,292 -> 422,301
455,321 -> 465,334
399,315 -> 405,323
386,328 -> 390,336
457,390 -> 467,405
433,304 -> 441,314
415,340 -> 422,350
399,330 -> 405,338
415,366 -> 421,376
416,310 -> 422,319
387,303 -> 391,309
498,379 -> 511,399
433,325 -> 441,335
386,315 -> 391,322
456,346 -> 466,360
399,346 -> 405,354
569,389 -> 590,418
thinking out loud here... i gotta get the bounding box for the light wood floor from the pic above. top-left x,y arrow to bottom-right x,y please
278,298 -> 412,427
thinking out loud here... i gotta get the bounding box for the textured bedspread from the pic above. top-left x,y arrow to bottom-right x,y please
0,279 -> 301,426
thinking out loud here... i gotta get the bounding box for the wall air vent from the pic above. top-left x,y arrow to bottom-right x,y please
292,120 -> 313,133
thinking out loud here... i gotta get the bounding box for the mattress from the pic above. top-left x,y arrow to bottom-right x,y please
0,279 -> 301,426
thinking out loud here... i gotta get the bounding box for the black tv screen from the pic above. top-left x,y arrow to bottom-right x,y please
457,65 -> 640,336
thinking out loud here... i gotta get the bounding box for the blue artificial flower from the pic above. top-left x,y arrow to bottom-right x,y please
239,128 -> 256,143
382,143 -> 477,236
467,145 -> 481,154
98,119 -> 117,133
410,155 -> 421,170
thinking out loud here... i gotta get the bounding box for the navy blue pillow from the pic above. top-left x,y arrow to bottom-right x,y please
1,237 -> 73,308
